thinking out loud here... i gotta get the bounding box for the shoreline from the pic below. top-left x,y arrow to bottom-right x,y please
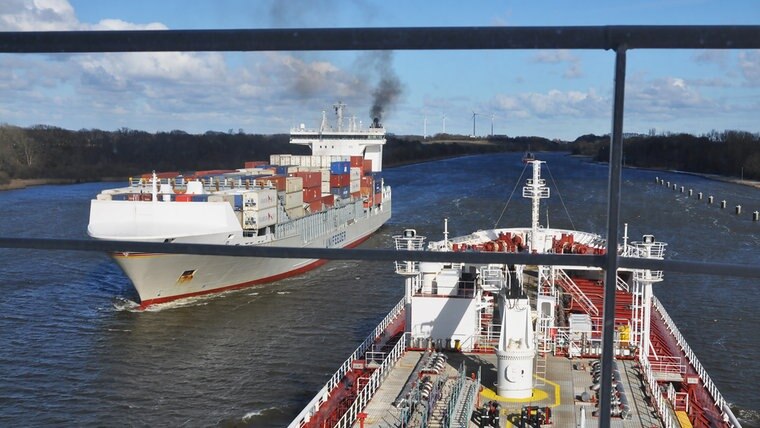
0,177 -> 124,192
2,154 -> 759,192
574,155 -> 760,191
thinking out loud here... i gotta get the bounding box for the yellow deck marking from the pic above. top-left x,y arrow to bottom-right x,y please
675,410 -> 694,428
479,375 -> 561,407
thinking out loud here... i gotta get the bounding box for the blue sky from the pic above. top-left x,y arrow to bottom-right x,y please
1,0 -> 758,140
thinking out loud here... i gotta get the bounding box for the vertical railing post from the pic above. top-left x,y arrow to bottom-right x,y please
600,44 -> 627,428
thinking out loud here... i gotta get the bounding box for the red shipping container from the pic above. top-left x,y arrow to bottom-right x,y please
175,194 -> 193,202
308,200 -> 323,212
322,194 -> 335,207
329,173 -> 350,188
256,175 -> 286,191
362,159 -> 373,173
350,191 -> 360,198
350,155 -> 363,168
360,175 -> 373,187
303,187 -> 321,203
374,192 -> 382,205
360,186 -> 373,196
292,171 -> 321,188
244,161 -> 268,168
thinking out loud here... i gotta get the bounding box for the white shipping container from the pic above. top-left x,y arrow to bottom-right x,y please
279,154 -> 292,165
243,188 -> 277,210
284,191 -> 303,209
318,155 -> 328,168
349,167 -> 361,181
350,180 -> 360,193
285,176 -> 303,193
207,195 -> 225,203
286,205 -> 305,220
270,154 -> 281,165
321,181 -> 330,195
320,168 -> 330,182
243,206 -> 278,229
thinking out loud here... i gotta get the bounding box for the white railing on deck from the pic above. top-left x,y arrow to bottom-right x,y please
335,332 -> 409,427
615,275 -> 629,292
651,297 -> 741,427
288,298 -> 405,428
639,355 -> 681,428
555,269 -> 598,316
649,355 -> 685,375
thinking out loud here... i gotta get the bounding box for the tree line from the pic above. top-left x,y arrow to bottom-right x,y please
3,124 -> 757,185
0,125 -> 561,184
571,130 -> 760,180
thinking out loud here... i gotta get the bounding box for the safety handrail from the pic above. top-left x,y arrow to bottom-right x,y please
651,297 -> 741,427
288,299 -> 404,428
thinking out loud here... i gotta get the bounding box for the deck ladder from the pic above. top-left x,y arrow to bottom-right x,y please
555,268 -> 598,316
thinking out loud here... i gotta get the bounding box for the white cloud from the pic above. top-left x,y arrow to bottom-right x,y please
625,77 -> 718,120
692,50 -> 728,65
532,50 -> 579,64
738,50 -> 760,87
0,0 -> 77,30
493,88 -> 606,119
531,50 -> 583,79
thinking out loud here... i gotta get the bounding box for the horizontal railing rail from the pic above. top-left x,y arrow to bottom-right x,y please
1,26 -> 759,53
1,237 -> 759,279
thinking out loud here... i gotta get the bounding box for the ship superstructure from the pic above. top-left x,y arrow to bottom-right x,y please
88,104 -> 391,307
292,159 -> 740,428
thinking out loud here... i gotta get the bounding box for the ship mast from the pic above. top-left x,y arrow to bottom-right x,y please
334,101 -> 346,131
522,160 -> 549,252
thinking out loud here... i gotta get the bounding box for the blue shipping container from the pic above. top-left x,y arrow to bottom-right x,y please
275,165 -> 291,175
330,161 -> 350,175
231,194 -> 243,210
191,195 -> 209,202
330,186 -> 350,199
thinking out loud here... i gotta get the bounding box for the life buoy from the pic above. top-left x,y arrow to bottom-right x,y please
484,241 -> 496,252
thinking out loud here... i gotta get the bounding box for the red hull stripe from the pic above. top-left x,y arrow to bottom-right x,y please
137,233 -> 375,309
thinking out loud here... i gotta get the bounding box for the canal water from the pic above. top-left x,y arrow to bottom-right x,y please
0,152 -> 757,426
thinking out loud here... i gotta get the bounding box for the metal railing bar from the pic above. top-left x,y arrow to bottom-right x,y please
600,45 -> 627,428
1,26 -> 759,53
1,237 -> 759,277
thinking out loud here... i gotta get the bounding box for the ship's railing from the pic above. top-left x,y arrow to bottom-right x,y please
639,354 -> 681,428
615,275 -> 629,292
334,332 -> 409,428
288,298 -> 405,428
652,296 -> 741,427
555,268 -> 598,316
649,355 -> 686,376
445,364 -> 480,428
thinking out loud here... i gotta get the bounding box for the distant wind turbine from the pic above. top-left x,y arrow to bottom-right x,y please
423,115 -> 427,139
471,112 -> 479,137
490,114 -> 495,136
442,114 -> 447,134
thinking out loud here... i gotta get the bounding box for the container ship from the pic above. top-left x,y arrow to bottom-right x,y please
291,159 -> 740,427
87,103 -> 391,308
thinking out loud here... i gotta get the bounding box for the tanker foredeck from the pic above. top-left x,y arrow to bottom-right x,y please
359,351 -> 662,428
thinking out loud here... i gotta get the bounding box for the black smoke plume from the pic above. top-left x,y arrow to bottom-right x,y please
368,51 -> 402,125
